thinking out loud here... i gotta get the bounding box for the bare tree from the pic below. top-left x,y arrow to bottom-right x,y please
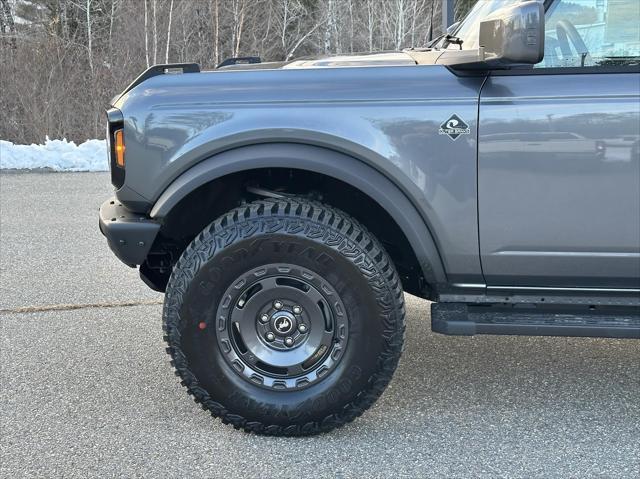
152,0 -> 158,64
366,0 -> 375,52
394,0 -> 405,50
0,0 -> 17,50
229,0 -> 246,58
323,0 -> 335,54
144,0 -> 150,67
212,0 -> 219,65
86,0 -> 93,73
165,0 -> 174,63
286,19 -> 324,60
108,0 -> 116,55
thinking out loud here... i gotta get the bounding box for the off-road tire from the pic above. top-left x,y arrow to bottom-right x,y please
163,198 -> 405,436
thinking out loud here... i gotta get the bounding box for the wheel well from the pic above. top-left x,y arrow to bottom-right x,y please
144,168 -> 428,297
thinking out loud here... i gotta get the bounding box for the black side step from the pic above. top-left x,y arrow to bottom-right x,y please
431,303 -> 640,339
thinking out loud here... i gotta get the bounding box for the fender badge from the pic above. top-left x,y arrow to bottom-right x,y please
439,114 -> 470,141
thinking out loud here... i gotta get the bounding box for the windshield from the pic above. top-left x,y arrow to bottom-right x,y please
444,0 -> 538,50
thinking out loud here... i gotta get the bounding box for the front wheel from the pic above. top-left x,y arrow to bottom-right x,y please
163,198 -> 405,436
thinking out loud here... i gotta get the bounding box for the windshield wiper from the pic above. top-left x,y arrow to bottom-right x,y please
442,34 -> 463,50
423,33 -> 463,51
426,33 -> 447,48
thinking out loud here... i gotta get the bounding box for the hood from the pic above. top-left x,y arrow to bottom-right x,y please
283,51 -> 416,68
219,51 -> 420,71
111,50 -> 446,106
217,50 -> 451,72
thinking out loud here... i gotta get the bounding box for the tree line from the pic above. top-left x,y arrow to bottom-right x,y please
1,0 -> 476,144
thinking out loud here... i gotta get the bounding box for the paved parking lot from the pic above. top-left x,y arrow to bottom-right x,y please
1,172 -> 639,478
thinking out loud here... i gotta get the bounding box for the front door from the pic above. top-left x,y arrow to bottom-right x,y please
478,0 -> 640,288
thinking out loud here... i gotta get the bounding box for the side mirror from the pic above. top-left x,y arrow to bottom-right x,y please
479,0 -> 544,66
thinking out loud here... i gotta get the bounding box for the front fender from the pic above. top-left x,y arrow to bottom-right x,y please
149,143 -> 447,287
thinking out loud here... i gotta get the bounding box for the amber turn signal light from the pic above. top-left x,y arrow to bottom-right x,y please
114,129 -> 125,168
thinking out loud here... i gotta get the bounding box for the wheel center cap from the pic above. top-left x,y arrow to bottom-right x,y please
271,311 -> 296,336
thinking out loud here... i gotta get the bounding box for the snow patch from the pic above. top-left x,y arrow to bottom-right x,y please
0,138 -> 109,172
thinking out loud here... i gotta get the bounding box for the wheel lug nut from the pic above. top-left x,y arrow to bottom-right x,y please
259,313 -> 269,323
284,337 -> 294,347
293,305 -> 302,314
265,332 -> 275,342
274,300 -> 283,310
298,323 -> 307,333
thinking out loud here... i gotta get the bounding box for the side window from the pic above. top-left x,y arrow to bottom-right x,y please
538,0 -> 640,68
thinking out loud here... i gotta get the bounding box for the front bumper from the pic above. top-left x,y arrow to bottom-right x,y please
99,197 -> 160,267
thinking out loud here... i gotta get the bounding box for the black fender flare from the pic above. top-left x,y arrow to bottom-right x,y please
149,143 -> 447,287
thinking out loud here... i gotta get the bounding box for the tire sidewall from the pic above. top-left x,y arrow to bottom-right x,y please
164,213 -> 400,428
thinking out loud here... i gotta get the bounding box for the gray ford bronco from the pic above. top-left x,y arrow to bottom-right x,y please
99,0 -> 640,435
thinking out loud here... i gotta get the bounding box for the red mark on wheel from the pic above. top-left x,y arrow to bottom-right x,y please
198,322 -> 207,330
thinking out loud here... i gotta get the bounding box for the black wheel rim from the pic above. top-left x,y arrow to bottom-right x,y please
216,263 -> 349,390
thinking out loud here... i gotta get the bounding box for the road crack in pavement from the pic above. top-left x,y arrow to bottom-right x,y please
0,299 -> 163,315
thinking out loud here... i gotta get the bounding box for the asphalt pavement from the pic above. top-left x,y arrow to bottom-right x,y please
1,172 -> 639,478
